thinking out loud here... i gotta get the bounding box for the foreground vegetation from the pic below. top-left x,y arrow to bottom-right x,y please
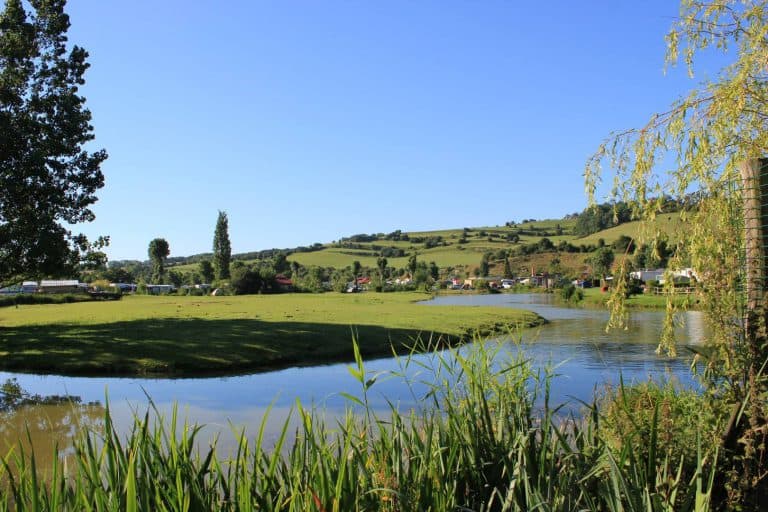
0,293 -> 542,376
0,340 -> 722,511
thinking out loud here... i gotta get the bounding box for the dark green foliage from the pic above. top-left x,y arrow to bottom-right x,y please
589,247 -> 614,280
611,234 -> 636,253
429,261 -> 439,280
407,254 -> 418,275
101,266 -> 134,284
331,268 -> 353,292
272,251 -> 289,274
380,246 -> 404,258
559,283 -> 584,303
295,265 -> 326,292
229,265 -> 262,295
537,237 -> 555,252
166,270 -> 182,288
147,238 -> 169,282
0,0 -> 108,286
384,229 -> 406,240
342,233 -> 378,243
376,256 -> 388,280
503,258 -> 513,278
212,210 -> 231,280
0,292 -> 89,308
573,202 -> 634,236
480,253 -> 490,277
198,259 -> 214,283
634,239 -> 672,268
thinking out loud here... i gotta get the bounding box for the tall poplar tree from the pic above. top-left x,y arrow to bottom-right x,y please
0,0 -> 108,286
213,211 -> 231,280
147,238 -> 169,283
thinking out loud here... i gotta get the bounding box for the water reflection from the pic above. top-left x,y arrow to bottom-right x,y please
0,401 -> 105,478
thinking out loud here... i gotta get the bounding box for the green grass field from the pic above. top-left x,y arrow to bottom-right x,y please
580,286 -> 697,309
574,212 -> 682,246
0,293 -> 543,377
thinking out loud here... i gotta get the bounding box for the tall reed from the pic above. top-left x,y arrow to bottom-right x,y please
0,336 -> 718,511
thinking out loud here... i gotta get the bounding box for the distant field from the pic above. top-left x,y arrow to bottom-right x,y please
284,218 -> 577,270
0,293 -> 543,376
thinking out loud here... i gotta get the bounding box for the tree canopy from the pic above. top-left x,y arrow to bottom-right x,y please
0,0 -> 107,286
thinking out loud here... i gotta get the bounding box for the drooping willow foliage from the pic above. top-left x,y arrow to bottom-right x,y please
585,1 -> 768,504
586,0 -> 766,384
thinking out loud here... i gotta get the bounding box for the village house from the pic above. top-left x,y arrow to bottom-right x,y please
629,269 -> 665,283
275,275 -> 294,292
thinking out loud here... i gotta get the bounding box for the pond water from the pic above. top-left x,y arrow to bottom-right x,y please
0,293 -> 706,456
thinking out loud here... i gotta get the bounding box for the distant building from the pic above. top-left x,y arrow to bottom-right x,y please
111,283 -> 137,293
145,284 -> 175,294
629,269 -> 665,283
39,280 -> 85,294
275,275 -> 294,292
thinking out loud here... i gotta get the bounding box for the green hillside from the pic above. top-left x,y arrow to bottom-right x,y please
575,212 -> 682,246
162,212 -> 684,282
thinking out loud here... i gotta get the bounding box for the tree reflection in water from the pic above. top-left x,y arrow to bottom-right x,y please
0,378 -> 104,475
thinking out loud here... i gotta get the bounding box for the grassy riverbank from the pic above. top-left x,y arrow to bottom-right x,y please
580,287 -> 698,309
0,292 -> 543,376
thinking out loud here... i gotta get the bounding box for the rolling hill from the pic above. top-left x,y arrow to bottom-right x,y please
163,212 -> 683,280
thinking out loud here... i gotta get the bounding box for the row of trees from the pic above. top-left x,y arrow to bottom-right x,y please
143,210 -> 232,286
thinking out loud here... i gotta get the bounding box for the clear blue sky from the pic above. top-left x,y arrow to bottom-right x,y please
64,1 -> 726,261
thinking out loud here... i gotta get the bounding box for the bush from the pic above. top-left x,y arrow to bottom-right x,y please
559,284 -> 584,303
230,266 -> 263,295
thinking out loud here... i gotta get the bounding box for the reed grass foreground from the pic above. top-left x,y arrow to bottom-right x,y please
0,337 -> 720,511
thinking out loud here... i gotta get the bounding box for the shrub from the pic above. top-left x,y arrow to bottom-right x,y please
559,283 -> 584,303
